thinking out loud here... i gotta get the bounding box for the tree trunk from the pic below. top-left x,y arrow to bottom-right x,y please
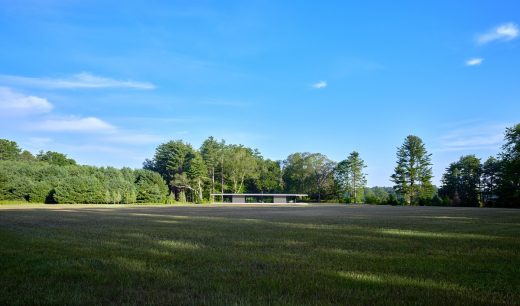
221,156 -> 224,201
212,167 -> 215,194
238,174 -> 246,193
353,172 -> 357,203
198,179 -> 203,203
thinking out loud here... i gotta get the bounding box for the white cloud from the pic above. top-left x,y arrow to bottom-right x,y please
465,58 -> 483,66
32,116 -> 116,132
0,72 -> 155,90
312,81 -> 327,89
477,22 -> 519,44
28,137 -> 53,145
0,87 -> 53,115
437,124 -> 507,152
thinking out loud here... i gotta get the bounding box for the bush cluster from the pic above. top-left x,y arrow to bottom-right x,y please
0,160 -> 168,204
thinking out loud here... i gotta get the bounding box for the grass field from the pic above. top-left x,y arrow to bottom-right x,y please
1,204 -> 519,305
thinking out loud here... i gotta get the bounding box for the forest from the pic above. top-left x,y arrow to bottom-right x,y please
1,123 -> 518,207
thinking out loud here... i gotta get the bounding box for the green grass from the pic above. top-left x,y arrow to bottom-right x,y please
0,204 -> 519,305
0,200 -> 41,205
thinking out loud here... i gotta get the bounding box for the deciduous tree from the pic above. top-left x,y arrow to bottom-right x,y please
0,139 -> 21,160
36,150 -> 76,166
439,155 -> 481,206
224,145 -> 258,193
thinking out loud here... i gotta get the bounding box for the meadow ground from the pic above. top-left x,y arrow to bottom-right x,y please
0,203 -> 519,305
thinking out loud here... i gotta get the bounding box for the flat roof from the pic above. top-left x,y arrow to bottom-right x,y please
210,193 -> 307,197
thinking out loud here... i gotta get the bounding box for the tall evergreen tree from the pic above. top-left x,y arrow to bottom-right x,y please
391,135 -> 434,205
481,156 -> 501,206
497,123 -> 520,207
200,137 -> 225,198
335,151 -> 367,203
134,169 -> 168,203
187,152 -> 207,203
145,140 -> 196,201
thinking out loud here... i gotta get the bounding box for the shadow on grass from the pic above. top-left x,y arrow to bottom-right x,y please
0,205 -> 519,305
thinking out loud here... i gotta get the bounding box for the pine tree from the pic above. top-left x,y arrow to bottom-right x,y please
200,137 -> 225,199
481,156 -> 501,205
498,123 -> 520,207
336,151 -> 367,203
391,135 -> 434,205
187,153 -> 207,203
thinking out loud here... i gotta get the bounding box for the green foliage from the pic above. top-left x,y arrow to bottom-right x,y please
3,122 -> 520,206
439,155 -> 482,207
0,161 -> 56,203
497,123 -> 520,207
481,156 -> 501,206
54,175 -> 107,204
0,139 -> 21,160
391,135 -> 434,205
187,152 -> 207,203
282,152 -> 313,194
0,140 -> 169,204
146,140 -> 195,183
364,187 -> 395,204
135,169 -> 168,203
36,150 -> 76,166
145,140 -> 201,201
19,150 -> 36,162
254,159 -> 283,193
28,180 -> 54,203
438,123 -> 520,208
430,194 -> 444,206
200,136 -> 225,194
105,174 -> 136,204
335,151 -> 367,203
224,145 -> 259,193
282,152 -> 335,202
308,153 -> 336,202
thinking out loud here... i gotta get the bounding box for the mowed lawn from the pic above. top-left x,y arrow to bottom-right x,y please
0,204 -> 519,305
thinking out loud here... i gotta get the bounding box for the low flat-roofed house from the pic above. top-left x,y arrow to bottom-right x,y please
210,193 -> 307,204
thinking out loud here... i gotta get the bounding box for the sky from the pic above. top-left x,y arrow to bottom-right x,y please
0,0 -> 519,186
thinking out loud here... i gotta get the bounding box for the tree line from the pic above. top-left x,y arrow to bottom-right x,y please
142,137 -> 372,204
0,140 -> 168,204
0,123 -> 518,207
438,124 -> 520,208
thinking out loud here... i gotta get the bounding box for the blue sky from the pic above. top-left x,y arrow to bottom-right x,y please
0,1 -> 519,186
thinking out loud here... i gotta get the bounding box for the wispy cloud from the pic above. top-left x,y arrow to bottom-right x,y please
32,116 -> 116,132
477,22 -> 519,44
28,137 -> 53,145
0,87 -> 53,115
437,123 -> 507,152
0,72 -> 156,90
465,58 -> 483,66
312,81 -> 327,89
